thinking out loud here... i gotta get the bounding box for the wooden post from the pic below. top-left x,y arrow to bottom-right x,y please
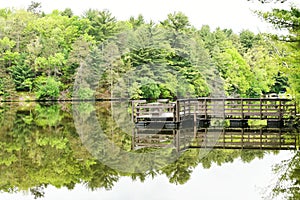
132,101 -> 135,123
188,99 -> 191,116
176,129 -> 180,152
176,100 -> 180,123
183,100 -> 186,118
241,99 -> 244,120
260,98 -> 263,120
194,120 -> 197,138
204,128 -> 207,148
131,128 -> 136,150
173,103 -> 176,122
223,128 -> 225,149
279,127 -> 282,148
173,129 -> 176,145
204,98 -> 207,120
279,99 -> 282,121
194,101 -> 196,124
223,99 -> 225,119
241,128 -> 244,149
260,128 -> 262,149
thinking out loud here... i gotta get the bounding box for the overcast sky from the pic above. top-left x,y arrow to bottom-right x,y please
0,0 -> 299,33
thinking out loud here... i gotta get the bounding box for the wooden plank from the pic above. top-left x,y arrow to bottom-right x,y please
195,141 -> 295,146
136,104 -> 175,108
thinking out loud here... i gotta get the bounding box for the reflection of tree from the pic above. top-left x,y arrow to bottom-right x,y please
161,149 -> 199,184
0,103 -> 100,198
0,103 -> 284,198
270,151 -> 300,200
160,149 -> 272,185
86,164 -> 119,190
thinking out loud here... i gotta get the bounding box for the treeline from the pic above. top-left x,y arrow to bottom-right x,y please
0,3 -> 299,102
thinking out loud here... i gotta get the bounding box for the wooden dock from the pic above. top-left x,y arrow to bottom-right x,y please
132,98 -> 297,128
132,127 -> 298,151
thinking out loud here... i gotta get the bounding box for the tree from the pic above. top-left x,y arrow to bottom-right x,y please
161,12 -> 191,33
139,77 -> 161,99
35,77 -> 61,100
214,41 -> 253,97
83,9 -> 118,43
0,36 -> 19,68
259,6 -> 300,104
0,8 -> 12,19
0,68 -> 17,100
3,10 -> 37,52
61,8 -> 73,18
245,44 -> 281,96
129,14 -> 145,30
239,30 -> 258,52
271,152 -> 300,200
27,1 -> 42,15
64,37 -> 91,84
10,63 -> 34,91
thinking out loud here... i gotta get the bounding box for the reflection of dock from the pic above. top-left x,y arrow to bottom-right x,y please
132,98 -> 297,128
132,127 -> 298,151
193,127 -> 297,150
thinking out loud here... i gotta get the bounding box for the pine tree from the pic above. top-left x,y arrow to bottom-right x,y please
9,64 -> 34,91
0,67 -> 17,100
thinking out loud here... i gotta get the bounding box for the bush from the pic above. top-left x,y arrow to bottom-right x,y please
35,77 -> 61,100
140,78 -> 161,100
77,87 -> 94,99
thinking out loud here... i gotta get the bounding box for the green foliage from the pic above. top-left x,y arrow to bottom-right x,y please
161,12 -> 191,33
34,104 -> 63,126
0,5 -> 297,104
0,68 -> 17,100
259,6 -> 300,106
27,1 -> 42,15
35,77 -> 61,100
83,9 -> 118,42
215,45 -> 253,96
9,64 -> 34,91
140,78 -> 161,99
77,87 -> 95,99
271,151 -> 300,200
61,8 -> 73,18
129,14 -> 145,29
128,82 -> 142,99
239,30 -> 258,51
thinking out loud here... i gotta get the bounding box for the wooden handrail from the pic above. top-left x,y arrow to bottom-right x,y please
132,98 -> 297,123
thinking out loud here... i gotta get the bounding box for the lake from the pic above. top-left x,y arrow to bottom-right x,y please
0,101 -> 299,200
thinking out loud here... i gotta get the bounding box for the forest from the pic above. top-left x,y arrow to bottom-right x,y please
0,2 -> 299,106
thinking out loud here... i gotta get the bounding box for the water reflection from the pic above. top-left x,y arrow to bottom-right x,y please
133,127 -> 298,152
0,102 -> 299,199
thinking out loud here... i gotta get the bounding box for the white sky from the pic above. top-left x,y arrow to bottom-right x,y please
0,0 -> 299,33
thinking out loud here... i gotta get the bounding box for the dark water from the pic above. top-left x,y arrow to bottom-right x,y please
0,102 -> 299,200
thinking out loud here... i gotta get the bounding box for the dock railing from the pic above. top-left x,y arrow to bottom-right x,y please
132,100 -> 176,123
132,98 -> 297,126
177,98 -> 296,120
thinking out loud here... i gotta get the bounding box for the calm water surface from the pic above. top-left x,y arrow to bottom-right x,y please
0,102 -> 299,200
